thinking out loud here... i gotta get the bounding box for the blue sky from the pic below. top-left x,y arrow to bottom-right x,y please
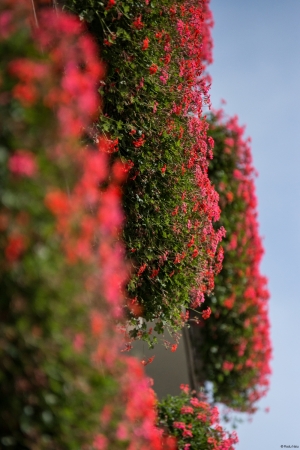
209,0 -> 300,448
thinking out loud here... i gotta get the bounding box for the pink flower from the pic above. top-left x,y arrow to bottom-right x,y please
180,406 -> 194,414
209,406 -> 219,425
93,434 -> 108,450
190,397 -> 201,407
222,361 -> 234,372
159,70 -> 169,84
207,136 -> 215,149
173,421 -> 185,430
183,429 -> 193,438
197,413 -> 207,422
8,150 -> 37,177
180,384 -> 189,394
73,333 -> 85,352
116,423 -> 128,440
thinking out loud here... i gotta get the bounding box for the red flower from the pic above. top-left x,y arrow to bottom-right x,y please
5,234 -> 25,262
112,160 -> 132,182
201,307 -> 211,320
13,83 -> 37,106
161,164 -> 167,173
141,37 -> 149,50
171,344 -> 177,352
45,190 -> 69,215
105,0 -> 116,9
171,206 -> 179,216
223,295 -> 235,309
150,268 -> 159,278
132,15 -> 144,30
187,236 -> 195,248
174,253 -> 181,264
123,160 -> 134,172
141,355 -> 155,366
137,263 -> 147,276
164,54 -> 171,65
226,191 -> 234,202
207,437 -> 217,446
133,134 -> 145,148
91,311 -> 104,336
149,63 -> 158,75
192,248 -> 198,258
98,137 -> 119,153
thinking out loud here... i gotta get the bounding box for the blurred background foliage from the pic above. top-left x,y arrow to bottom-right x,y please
188,112 -> 271,412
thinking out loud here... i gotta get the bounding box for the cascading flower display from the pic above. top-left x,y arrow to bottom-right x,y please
0,2 -> 175,448
188,110 -> 272,412
64,0 -> 224,344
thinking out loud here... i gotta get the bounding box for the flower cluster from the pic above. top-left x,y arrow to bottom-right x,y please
158,386 -> 239,449
188,111 -> 272,412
